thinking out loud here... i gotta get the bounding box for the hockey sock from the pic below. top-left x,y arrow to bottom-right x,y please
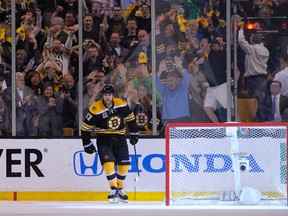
103,162 -> 117,188
117,164 -> 129,189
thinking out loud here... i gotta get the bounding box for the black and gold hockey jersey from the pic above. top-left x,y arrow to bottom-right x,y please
133,103 -> 163,135
81,97 -> 138,145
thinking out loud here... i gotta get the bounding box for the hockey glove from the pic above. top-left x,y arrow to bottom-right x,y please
83,141 -> 96,154
129,134 -> 138,145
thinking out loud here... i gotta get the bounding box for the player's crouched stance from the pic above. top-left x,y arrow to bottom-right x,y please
81,85 -> 139,203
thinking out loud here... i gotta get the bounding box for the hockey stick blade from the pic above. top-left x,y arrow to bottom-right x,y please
134,176 -> 140,182
133,145 -> 140,182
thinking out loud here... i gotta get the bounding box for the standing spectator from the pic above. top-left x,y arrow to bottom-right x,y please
128,0 -> 151,33
121,17 -> 138,49
156,56 -> 190,124
127,29 -> 151,67
83,44 -> 102,78
136,29 -> 149,51
106,5 -> 127,39
95,69 -> 106,84
16,18 -> 41,66
51,8 -> 78,45
128,62 -> 163,107
187,56 -> 210,122
90,0 -> 105,43
105,32 -> 130,63
102,47 -> 121,75
109,34 -> 128,64
25,70 -> 43,97
24,70 -> 42,135
50,17 -> 68,44
43,25 -> 75,76
16,49 -> 29,73
105,62 -> 127,98
133,83 -> 163,135
203,39 -> 233,123
16,8 -> 43,40
82,78 -> 104,118
257,5 -> 282,75
85,67 -> 107,86
83,14 -> 99,43
37,82 -> 63,137
198,37 -> 211,59
59,74 -> 78,135
123,81 -> 138,109
3,72 -> 37,136
238,23 -> 269,121
184,19 -> 203,50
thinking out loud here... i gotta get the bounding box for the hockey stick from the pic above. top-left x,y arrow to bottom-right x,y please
133,144 -> 140,182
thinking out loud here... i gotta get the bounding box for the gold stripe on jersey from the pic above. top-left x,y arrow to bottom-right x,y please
94,128 -> 126,135
124,112 -> 135,122
156,44 -> 165,55
81,122 -> 93,132
178,41 -> 187,51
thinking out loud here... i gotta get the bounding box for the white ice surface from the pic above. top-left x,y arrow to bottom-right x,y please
0,201 -> 288,216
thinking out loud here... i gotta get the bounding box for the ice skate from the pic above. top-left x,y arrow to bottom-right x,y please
108,187 -> 118,203
118,188 -> 128,203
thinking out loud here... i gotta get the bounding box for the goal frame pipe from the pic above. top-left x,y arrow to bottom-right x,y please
165,122 -> 288,206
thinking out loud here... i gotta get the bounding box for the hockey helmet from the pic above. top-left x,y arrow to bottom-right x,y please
102,85 -> 115,95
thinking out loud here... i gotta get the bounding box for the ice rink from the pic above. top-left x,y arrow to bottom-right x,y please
0,201 -> 288,216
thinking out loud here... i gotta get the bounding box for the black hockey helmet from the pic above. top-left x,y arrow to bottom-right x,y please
102,85 -> 115,95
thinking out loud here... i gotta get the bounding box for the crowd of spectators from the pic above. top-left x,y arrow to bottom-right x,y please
0,0 -> 287,137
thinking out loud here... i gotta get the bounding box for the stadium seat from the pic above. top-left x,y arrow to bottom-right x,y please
237,98 -> 258,122
63,128 -> 74,136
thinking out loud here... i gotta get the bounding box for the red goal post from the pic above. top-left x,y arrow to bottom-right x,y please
165,122 -> 288,206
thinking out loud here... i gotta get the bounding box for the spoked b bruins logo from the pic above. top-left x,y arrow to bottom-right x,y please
107,116 -> 121,130
136,113 -> 148,127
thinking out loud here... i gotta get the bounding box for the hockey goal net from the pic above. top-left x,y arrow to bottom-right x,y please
165,122 -> 287,206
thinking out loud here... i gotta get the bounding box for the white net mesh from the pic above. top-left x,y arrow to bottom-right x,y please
166,124 -> 287,206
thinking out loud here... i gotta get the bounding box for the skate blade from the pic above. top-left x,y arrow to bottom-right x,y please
119,198 -> 128,203
108,198 -> 119,204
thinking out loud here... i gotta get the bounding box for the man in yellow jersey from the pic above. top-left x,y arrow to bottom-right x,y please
81,85 -> 139,203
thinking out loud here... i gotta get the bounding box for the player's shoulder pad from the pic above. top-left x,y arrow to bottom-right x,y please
113,98 -> 128,107
89,100 -> 106,115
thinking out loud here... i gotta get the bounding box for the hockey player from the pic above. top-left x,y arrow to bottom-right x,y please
81,85 -> 139,203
